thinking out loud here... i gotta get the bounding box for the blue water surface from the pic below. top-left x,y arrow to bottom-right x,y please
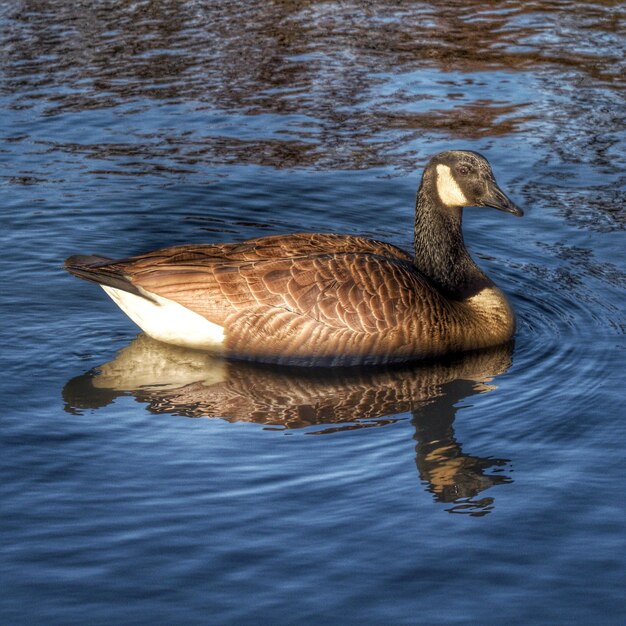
1,1 -> 625,624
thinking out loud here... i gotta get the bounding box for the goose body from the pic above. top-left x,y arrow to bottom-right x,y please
65,151 -> 523,366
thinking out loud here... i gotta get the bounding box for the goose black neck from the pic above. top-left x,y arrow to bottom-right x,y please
413,176 -> 491,299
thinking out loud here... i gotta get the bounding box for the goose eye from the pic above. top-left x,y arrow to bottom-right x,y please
457,165 -> 469,176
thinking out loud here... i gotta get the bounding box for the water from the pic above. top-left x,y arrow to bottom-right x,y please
1,1 -> 625,623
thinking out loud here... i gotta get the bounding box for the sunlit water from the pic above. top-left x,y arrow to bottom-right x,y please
1,1 -> 625,623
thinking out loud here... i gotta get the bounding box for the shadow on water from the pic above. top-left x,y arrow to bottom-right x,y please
64,334 -> 514,516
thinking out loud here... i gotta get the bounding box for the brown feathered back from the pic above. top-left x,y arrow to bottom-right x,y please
68,234 -> 459,365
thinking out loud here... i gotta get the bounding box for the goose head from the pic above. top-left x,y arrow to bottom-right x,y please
426,150 -> 523,217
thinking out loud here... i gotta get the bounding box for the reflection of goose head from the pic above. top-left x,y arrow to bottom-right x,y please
411,376 -> 512,516
64,334 -> 514,514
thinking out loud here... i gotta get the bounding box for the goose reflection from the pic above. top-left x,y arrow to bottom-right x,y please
63,334 -> 514,515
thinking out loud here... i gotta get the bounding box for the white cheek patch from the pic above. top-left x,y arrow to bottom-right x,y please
436,164 -> 468,207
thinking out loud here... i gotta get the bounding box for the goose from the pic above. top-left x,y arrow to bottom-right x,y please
65,150 -> 523,366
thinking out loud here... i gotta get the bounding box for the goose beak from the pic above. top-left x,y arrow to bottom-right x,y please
483,182 -> 524,217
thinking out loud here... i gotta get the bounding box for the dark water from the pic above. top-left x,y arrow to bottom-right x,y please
1,1 -> 625,623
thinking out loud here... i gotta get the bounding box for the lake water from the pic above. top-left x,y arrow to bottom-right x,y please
1,1 -> 625,623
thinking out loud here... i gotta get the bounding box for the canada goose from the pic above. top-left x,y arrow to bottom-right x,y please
65,150 -> 523,366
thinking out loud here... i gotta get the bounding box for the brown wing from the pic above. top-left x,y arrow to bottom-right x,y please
67,232 -> 448,364
122,251 -> 451,365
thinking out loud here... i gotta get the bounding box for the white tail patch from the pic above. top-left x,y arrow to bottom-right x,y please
436,164 -> 468,207
101,285 -> 225,350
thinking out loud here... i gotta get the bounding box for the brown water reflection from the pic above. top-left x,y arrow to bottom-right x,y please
64,334 -> 514,515
2,1 -> 623,171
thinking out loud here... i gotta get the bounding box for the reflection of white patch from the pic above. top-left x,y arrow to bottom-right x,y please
94,334 -> 227,390
102,285 -> 224,350
436,164 -> 468,206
